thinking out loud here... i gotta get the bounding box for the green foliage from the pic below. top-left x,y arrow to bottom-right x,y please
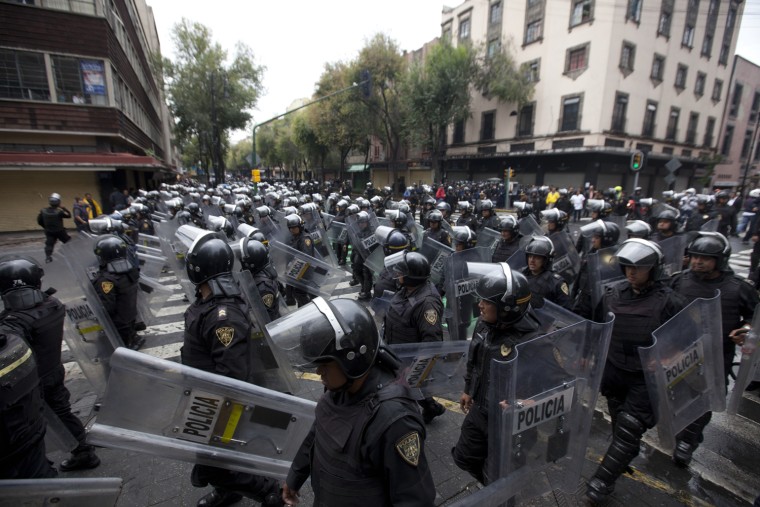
474,41 -> 534,105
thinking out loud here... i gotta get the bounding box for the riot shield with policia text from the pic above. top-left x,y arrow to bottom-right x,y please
549,230 -> 581,287
417,235 -> 454,287
443,247 -> 492,341
487,313 -> 614,497
364,225 -> 396,275
475,227 -> 500,255
728,303 -> 760,415
87,348 -> 316,480
389,340 -> 469,400
255,206 -> 283,243
587,246 -> 623,312
657,234 -> 687,277
267,240 -> 346,299
155,218 -> 196,302
299,203 -> 338,266
640,292 -> 725,450
346,211 -> 381,261
370,290 -> 395,333
0,478 -> 123,507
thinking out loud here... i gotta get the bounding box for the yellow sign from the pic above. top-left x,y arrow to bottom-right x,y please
251,169 -> 261,182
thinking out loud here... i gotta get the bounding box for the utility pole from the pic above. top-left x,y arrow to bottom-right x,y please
739,111 -> 760,197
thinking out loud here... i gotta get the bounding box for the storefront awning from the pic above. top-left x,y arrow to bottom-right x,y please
347,164 -> 369,172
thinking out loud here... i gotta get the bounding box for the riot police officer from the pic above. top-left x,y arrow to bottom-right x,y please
456,201 -> 479,231
452,264 -> 541,484
435,201 -> 452,224
37,192 -> 71,263
684,195 -> 717,235
586,239 -> 687,503
650,208 -> 681,243
332,200 -> 349,265
625,220 -> 652,240
350,211 -> 374,300
419,195 -> 436,228
187,202 -> 206,229
714,191 -> 737,237
478,199 -> 500,231
669,232 -> 759,466
374,230 -> 410,298
0,321 -> 57,479
181,234 -> 283,507
522,236 -> 572,309
93,236 -> 143,350
285,214 -> 315,308
492,216 -> 521,263
0,256 -> 101,472
279,298 -> 436,506
239,238 -> 280,321
423,210 -> 451,247
572,220 -> 620,319
540,208 -> 569,238
383,252 -> 446,423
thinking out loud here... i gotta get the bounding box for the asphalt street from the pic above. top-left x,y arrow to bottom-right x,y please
1,218 -> 758,507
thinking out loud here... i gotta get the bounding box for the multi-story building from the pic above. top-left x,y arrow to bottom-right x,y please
713,55 -> 760,190
440,0 -> 744,196
0,0 -> 176,232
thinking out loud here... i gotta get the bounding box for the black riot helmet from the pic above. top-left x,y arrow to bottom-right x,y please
239,238 -> 270,274
48,193 -> 61,207
427,209 -> 444,224
187,202 -> 202,216
587,199 -> 612,218
299,298 -> 380,379
625,220 -> 652,239
392,211 -> 408,229
422,195 -> 436,209
370,195 -> 384,209
385,251 -> 430,287
0,257 -> 45,310
475,263 -> 532,326
656,208 -> 679,223
94,235 -> 133,274
524,236 -> 555,269
285,214 -> 303,231
346,204 -> 360,216
383,230 -> 410,256
480,199 -> 495,215
687,232 -> 731,271
435,201 -> 451,217
581,220 -> 620,247
185,234 -> 234,285
614,238 -> 665,281
540,208 -> 568,231
250,231 -> 269,247
498,216 -> 519,234
514,201 -> 533,219
451,226 -> 477,249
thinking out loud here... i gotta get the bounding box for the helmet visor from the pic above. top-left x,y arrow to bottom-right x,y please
384,250 -> 408,279
613,239 -> 660,268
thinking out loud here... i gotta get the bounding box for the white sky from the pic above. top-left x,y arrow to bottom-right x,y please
149,0 -> 760,142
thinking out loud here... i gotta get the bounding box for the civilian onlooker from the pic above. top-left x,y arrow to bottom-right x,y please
72,197 -> 90,232
545,186 -> 560,208
570,189 -> 586,223
109,187 -> 128,211
84,192 -> 102,219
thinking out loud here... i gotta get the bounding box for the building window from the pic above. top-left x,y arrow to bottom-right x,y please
741,130 -> 753,159
442,23 -> 453,40
0,49 -> 50,101
21,0 -> 97,15
729,82 -> 743,117
489,1 -> 502,24
559,94 -> 583,132
642,101 -> 657,137
525,19 -> 542,44
452,119 -> 465,144
658,0 -> 673,38
517,102 -> 535,137
611,92 -> 628,132
702,0 -> 720,58
619,41 -> 635,75
686,112 -> 699,144
481,111 -> 496,141
711,79 -> 723,102
719,4 -> 737,66
750,92 -> 760,122
666,108 -> 680,141
565,44 -> 589,75
682,0 -> 699,49
524,58 -> 540,83
704,116 -> 715,146
694,72 -> 706,98
459,18 -> 471,40
487,39 -> 501,58
626,0 -> 642,22
570,0 -> 593,27
701,34 -> 713,58
721,125 -> 734,156
51,55 -> 108,105
674,64 -> 688,90
682,25 -> 695,48
651,54 -> 665,83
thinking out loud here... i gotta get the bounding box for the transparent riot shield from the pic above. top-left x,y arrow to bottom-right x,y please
135,274 -> 172,329
325,219 -> 348,248
700,218 -> 720,232
417,236 -> 454,286
255,206 -> 283,242
506,248 -> 527,272
640,292 -> 725,450
87,348 -> 316,480
136,250 -> 167,281
446,469 -> 532,507
443,247 -> 492,341
206,215 -> 237,242
549,231 -> 581,287
364,225 -> 395,275
728,303 -> 760,415
236,223 -> 260,240
232,271 -> 300,396
487,314 -> 614,496
476,227 -> 501,254
346,212 -> 381,261
609,214 -> 628,243
587,246 -> 623,311
156,219 -> 196,302
136,232 -> 162,250
0,478 -> 123,507
533,299 -> 584,334
321,212 -> 335,229
300,203 -> 338,266
518,215 -> 543,237
370,290 -> 396,332
657,234 -> 687,276
389,341 -> 469,400
268,240 -> 347,298
46,237 -> 124,395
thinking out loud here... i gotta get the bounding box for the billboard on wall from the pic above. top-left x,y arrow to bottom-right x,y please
81,60 -> 106,96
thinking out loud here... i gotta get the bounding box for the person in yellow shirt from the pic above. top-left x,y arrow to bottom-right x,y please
84,192 -> 102,219
545,186 -> 560,208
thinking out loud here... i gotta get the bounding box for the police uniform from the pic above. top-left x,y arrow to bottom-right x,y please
0,323 -> 57,479
492,237 -> 520,263
351,227 -> 374,298
383,281 -> 443,345
649,230 -> 682,244
331,212 -> 348,265
373,268 -> 397,300
522,267 -> 572,309
685,210 -> 718,233
714,203 -> 737,237
181,273 -> 282,505
286,366 -> 435,506
254,264 -> 280,321
456,212 -> 478,232
452,310 -> 542,483
478,213 -> 500,232
138,216 -> 155,236
287,229 -> 316,307
93,266 -> 140,349
37,205 -> 71,260
423,227 -> 451,247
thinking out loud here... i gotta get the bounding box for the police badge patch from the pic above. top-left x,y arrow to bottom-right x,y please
101,281 -> 114,294
424,309 -> 438,325
262,294 -> 275,308
216,327 -> 234,347
395,432 -> 420,466
500,344 -> 512,357
304,238 -> 312,247
560,282 -> 569,295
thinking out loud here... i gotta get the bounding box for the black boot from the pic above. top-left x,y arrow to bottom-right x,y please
673,412 -> 711,467
587,412 -> 646,503
59,445 -> 100,472
197,489 -> 242,507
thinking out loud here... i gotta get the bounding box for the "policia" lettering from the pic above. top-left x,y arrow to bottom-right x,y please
664,341 -> 703,387
456,279 -> 479,296
513,386 -> 575,434
178,393 -> 223,444
67,303 -> 94,323
405,355 -> 438,388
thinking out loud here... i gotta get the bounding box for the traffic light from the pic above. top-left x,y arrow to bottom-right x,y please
504,168 -> 508,178
360,70 -> 371,99
510,169 -> 515,178
251,169 -> 261,182
630,151 -> 645,171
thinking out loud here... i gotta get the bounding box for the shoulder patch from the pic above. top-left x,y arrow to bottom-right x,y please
395,431 -> 421,467
500,344 -> 512,357
424,308 -> 438,326
262,293 -> 275,308
304,238 -> 312,247
560,282 -> 569,295
101,281 -> 114,294
217,307 -> 227,320
215,327 -> 235,347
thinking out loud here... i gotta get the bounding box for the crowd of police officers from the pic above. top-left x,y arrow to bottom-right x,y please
1,177 -> 759,506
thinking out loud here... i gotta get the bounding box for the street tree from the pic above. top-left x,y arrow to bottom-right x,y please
163,19 -> 263,183
474,40 -> 535,107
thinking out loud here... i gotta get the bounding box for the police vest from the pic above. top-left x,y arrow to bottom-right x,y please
253,268 -> 280,320
424,228 -> 450,247
312,376 -> 423,506
480,215 -> 500,231
384,283 -> 439,345
374,269 -> 397,298
40,208 -> 64,231
677,271 -> 740,340
524,269 -> 563,307
605,283 -> 670,372
0,328 -> 39,409
492,239 -> 520,263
